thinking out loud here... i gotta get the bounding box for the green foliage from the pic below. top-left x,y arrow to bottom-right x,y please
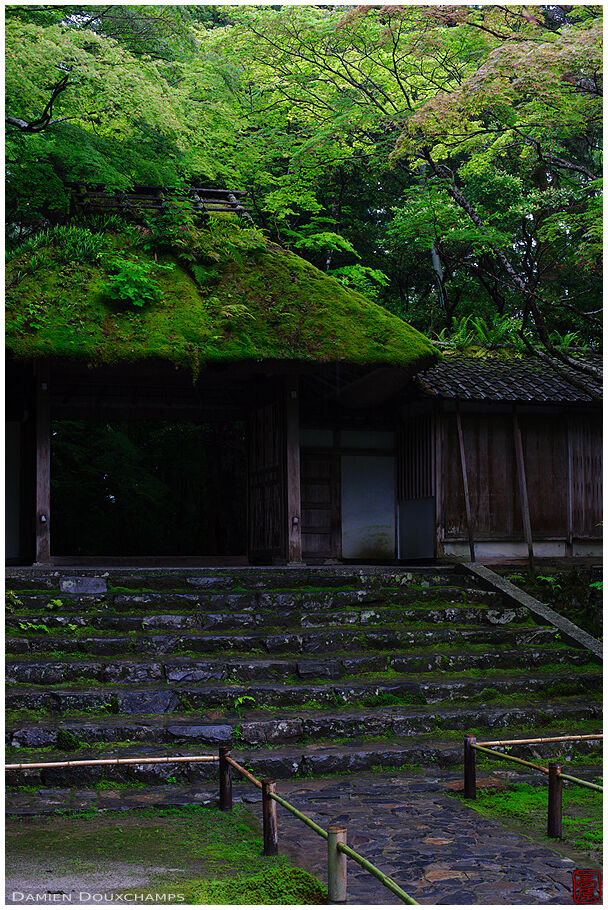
233,695 -> 256,717
287,230 -> 359,257
18,621 -> 50,634
102,257 -> 173,308
5,591 -> 23,612
4,3 -> 602,353
330,265 -> 390,302
192,867 -> 327,905
56,729 -> 81,752
504,568 -> 602,638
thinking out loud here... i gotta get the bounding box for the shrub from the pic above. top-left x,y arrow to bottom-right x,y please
102,257 -> 172,308
57,729 -> 81,751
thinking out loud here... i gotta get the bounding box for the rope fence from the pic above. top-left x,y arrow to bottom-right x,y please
463,732 -> 603,838
7,731 -> 600,899
220,748 -> 418,903
7,746 -> 418,901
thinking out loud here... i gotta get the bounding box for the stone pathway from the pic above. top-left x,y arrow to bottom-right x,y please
7,771 -> 602,904
239,774 -> 597,905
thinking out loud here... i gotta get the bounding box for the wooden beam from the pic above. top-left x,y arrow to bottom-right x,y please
455,401 -> 475,562
285,377 -> 303,564
512,405 -> 535,575
34,363 -> 51,564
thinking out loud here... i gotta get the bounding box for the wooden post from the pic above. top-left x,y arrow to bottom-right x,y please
262,780 -> 278,856
34,363 -> 51,564
464,735 -> 477,799
456,402 -> 475,562
547,762 -> 562,838
512,406 -> 535,575
566,416 -> 573,557
328,825 -> 347,903
285,377 -> 303,564
219,747 -> 232,811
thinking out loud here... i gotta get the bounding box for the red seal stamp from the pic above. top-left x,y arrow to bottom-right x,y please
573,869 -> 602,904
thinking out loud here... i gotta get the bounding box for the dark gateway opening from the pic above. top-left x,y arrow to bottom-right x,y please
50,419 -> 247,558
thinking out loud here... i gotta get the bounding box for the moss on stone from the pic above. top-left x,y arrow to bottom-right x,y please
6,219 -> 438,373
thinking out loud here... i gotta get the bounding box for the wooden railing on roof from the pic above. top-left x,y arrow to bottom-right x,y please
70,183 -> 252,221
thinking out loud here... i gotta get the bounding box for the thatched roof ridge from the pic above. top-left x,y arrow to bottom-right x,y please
6,220 -> 438,375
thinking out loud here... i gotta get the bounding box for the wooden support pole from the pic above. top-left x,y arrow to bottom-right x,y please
547,762 -> 562,838
219,747 -> 232,811
328,825 -> 347,903
464,735 -> 477,799
34,363 -> 51,564
512,406 -> 535,575
285,377 -> 303,564
566,416 -> 573,557
262,780 -> 278,856
456,402 -> 475,562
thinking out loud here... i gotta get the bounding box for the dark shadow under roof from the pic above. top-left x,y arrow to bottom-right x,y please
418,351 -> 602,404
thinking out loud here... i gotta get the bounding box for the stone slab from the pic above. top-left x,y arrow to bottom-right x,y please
59,577 -> 108,595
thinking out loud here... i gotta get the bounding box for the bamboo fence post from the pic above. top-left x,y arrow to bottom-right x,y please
464,735 -> 477,799
328,825 -> 347,903
219,747 -> 232,812
262,780 -> 278,856
548,762 -> 563,838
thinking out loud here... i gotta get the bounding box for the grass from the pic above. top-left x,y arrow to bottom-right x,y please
5,804 -> 327,904
458,779 -> 603,861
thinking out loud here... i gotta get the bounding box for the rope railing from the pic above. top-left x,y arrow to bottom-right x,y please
5,754 -> 218,771
219,748 -> 418,904
463,732 -> 603,839
6,745 -> 418,901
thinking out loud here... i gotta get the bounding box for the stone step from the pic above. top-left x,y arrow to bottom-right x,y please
6,622 -> 557,658
5,669 -> 601,716
5,603 -> 525,635
6,566 -> 461,593
6,710 -> 603,786
7,586 -> 504,613
5,645 -> 592,686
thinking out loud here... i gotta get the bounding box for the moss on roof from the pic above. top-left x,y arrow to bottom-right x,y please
5,219 -> 438,374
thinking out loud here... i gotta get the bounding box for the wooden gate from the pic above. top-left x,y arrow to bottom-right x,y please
301,451 -> 341,560
247,401 -> 286,561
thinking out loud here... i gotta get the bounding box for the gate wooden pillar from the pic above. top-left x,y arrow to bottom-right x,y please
34,363 -> 51,564
285,376 -> 303,564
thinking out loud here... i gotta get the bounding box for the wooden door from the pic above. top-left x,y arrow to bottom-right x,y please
247,401 -> 286,561
301,452 -> 341,560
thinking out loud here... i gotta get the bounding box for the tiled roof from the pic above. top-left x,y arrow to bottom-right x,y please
417,351 -> 602,403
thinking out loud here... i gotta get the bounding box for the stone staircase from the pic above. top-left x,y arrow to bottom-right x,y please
5,566 -> 602,791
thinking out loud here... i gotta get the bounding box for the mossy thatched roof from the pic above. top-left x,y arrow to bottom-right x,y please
6,220 -> 438,374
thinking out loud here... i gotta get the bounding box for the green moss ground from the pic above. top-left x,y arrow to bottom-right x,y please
5,804 -> 327,904
6,218 -> 437,372
457,780 -> 603,864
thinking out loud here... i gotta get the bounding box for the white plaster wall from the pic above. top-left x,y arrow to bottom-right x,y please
573,541 -> 603,557
341,455 -> 395,559
442,540 -> 585,559
444,539 -> 603,559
